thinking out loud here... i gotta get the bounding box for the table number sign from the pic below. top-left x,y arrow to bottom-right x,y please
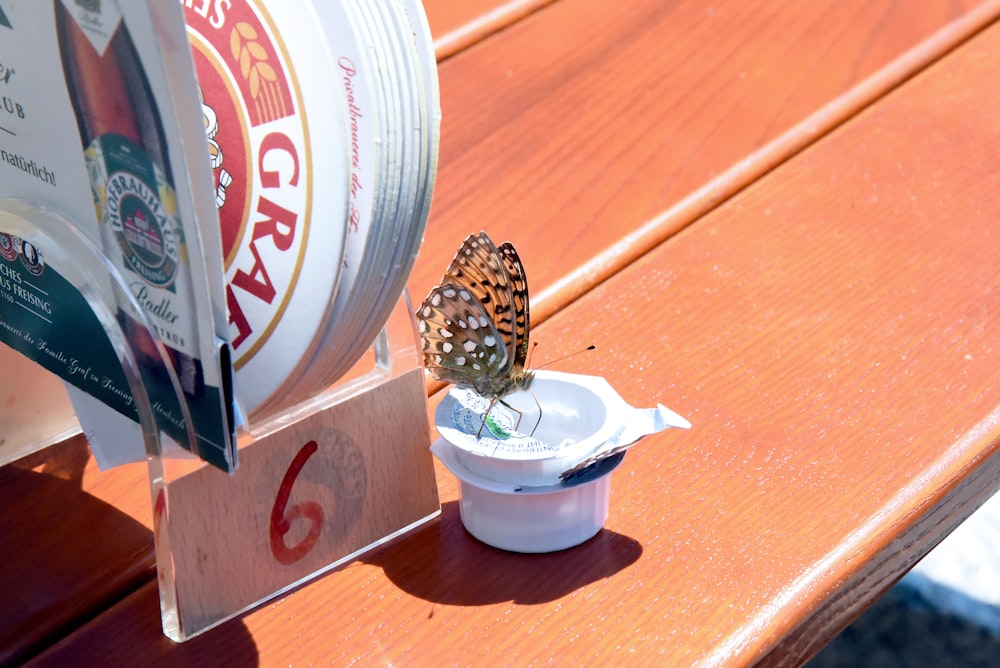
157,366 -> 439,640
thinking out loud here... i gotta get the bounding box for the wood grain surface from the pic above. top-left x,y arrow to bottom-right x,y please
409,0 -> 997,326
24,3 -> 1000,667
6,0 -> 1000,665
512,19 -> 1000,660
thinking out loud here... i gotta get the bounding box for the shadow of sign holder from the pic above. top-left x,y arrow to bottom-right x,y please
0,199 -> 441,642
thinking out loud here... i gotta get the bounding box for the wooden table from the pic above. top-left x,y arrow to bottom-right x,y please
4,0 -> 1000,665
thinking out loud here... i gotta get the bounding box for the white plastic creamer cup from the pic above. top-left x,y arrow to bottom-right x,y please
433,370 -> 687,553
432,443 -> 615,553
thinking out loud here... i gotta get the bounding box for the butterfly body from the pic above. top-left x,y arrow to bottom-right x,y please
416,232 -> 532,400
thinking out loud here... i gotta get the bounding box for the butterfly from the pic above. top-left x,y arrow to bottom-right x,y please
416,232 -> 533,401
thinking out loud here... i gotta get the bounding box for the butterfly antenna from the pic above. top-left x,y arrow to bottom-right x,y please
525,340 -> 539,370
533,345 -> 596,371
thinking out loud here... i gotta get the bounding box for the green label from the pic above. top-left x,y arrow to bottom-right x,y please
87,134 -> 183,292
0,232 -> 231,472
0,234 -> 135,418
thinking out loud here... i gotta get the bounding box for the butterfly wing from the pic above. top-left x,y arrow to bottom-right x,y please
416,232 -> 532,397
442,233 -> 519,371
498,241 -> 530,372
416,283 -> 513,396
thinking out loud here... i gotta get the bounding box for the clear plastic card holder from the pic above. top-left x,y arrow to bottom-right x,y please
1,196 -> 440,641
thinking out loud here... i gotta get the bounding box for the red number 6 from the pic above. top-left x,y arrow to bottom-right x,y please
270,440 -> 324,565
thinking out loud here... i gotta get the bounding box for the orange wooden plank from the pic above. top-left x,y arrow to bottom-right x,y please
29,11 -> 1000,667
410,0 -> 999,327
7,0 -> 1000,662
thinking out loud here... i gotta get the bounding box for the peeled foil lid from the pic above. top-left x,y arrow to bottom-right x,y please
435,370 -> 691,487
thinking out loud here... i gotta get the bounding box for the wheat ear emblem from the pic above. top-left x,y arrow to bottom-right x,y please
230,22 -> 286,121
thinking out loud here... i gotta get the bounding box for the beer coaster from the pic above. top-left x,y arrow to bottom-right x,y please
312,0 -> 415,387
291,0 -> 404,399
245,0 -> 386,416
303,0 -> 439,395
184,1 -> 350,415
186,0 -> 439,419
290,0 -> 434,401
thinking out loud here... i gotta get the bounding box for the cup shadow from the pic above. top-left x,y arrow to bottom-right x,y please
363,500 -> 643,607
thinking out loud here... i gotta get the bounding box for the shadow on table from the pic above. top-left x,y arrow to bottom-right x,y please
365,500 -> 643,606
26,579 -> 261,668
808,581 -> 1000,667
1,437 -> 258,667
0,436 -> 153,665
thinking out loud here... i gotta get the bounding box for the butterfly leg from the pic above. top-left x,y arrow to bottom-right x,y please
476,396 -> 526,439
499,398 -> 525,433
476,396 -> 498,439
523,387 -> 542,437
